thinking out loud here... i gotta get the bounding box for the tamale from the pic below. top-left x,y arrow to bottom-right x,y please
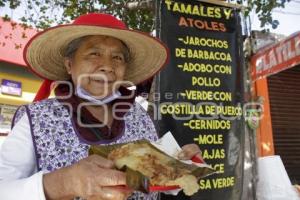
89,140 -> 214,196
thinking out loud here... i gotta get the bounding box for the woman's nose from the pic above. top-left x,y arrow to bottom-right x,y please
96,55 -> 114,73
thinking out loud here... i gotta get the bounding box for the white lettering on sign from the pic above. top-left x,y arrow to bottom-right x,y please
255,34 -> 300,76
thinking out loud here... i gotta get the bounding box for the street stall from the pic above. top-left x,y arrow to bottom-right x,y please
251,31 -> 300,187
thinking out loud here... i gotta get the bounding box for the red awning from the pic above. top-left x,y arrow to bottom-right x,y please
0,18 -> 38,67
251,31 -> 300,81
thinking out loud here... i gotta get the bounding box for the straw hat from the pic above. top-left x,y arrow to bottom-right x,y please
24,13 -> 169,86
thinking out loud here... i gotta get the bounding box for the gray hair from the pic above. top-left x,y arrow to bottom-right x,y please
64,36 -> 131,63
64,36 -> 88,59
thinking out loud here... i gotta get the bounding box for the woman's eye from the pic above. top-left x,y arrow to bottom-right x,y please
90,52 -> 100,56
113,55 -> 124,61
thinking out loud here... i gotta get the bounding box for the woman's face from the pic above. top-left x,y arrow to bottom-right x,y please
64,35 -> 128,98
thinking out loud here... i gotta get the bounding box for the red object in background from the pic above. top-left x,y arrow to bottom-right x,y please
0,18 -> 38,67
251,31 -> 300,81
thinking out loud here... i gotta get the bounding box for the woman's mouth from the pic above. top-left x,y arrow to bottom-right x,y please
89,77 -> 115,84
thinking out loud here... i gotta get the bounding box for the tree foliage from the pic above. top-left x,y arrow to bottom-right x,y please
230,0 -> 291,29
0,0 -> 292,32
0,0 -> 154,31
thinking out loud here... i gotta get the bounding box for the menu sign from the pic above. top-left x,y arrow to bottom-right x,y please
157,0 -> 245,199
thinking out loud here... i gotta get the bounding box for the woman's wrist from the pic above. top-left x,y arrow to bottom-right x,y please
43,166 -> 75,199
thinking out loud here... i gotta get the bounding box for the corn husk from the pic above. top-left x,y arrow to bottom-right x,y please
89,140 -> 215,194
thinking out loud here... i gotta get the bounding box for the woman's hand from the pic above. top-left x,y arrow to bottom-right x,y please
178,143 -> 204,163
43,155 -> 132,200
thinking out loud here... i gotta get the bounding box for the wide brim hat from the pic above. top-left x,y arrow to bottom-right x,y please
24,13 -> 169,91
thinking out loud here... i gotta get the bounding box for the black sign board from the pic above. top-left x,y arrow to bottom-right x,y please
156,0 -> 245,199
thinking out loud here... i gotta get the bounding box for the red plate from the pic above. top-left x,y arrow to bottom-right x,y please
191,155 -> 205,164
149,185 -> 180,192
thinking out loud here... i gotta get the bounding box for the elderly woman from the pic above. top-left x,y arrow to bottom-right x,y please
0,13 -> 202,200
